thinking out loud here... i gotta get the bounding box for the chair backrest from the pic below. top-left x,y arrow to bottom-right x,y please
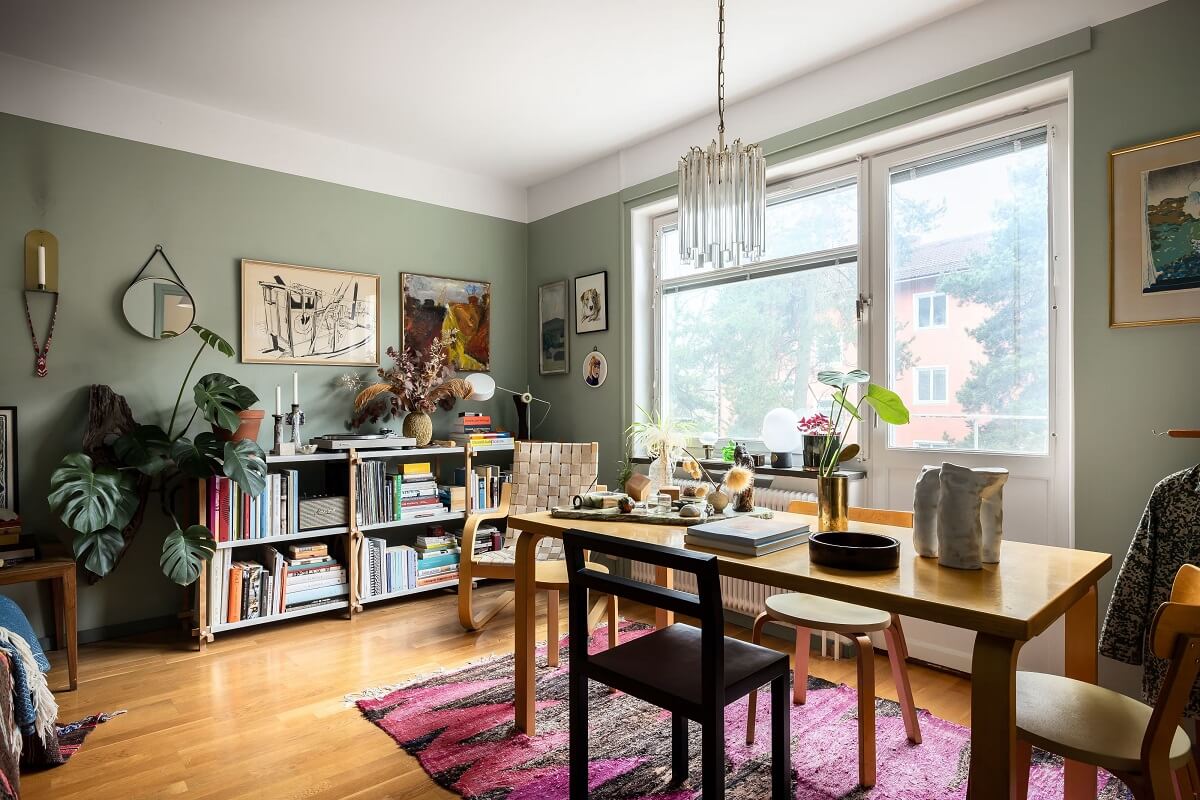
1142,564 -> 1200,768
508,442 -> 599,558
786,499 -> 914,527
563,528 -> 725,698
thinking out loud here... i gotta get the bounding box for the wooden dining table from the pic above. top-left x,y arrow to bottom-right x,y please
507,509 -> 1111,800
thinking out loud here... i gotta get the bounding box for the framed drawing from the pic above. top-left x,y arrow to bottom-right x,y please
0,407 -> 15,515
241,260 -> 380,365
1110,130 -> 1200,327
539,280 -> 569,375
574,270 -> 609,334
582,349 -> 607,387
401,273 -> 491,371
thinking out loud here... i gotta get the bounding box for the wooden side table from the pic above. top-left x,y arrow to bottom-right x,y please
0,558 -> 77,691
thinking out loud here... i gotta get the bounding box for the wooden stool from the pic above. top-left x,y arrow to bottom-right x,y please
745,593 -> 921,787
536,559 -> 617,667
0,558 -> 77,691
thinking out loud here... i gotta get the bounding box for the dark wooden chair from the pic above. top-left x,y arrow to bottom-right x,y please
564,528 -> 792,800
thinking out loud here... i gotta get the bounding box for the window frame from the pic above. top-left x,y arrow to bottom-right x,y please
914,291 -> 948,330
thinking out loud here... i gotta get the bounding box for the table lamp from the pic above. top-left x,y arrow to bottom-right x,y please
761,407 -> 801,468
463,373 -> 550,440
698,431 -> 718,460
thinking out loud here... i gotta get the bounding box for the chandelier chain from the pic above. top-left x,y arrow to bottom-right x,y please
717,0 -> 726,138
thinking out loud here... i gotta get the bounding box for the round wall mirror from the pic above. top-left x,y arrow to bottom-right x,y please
122,276 -> 196,339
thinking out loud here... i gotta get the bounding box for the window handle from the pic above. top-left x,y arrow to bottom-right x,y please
855,294 -> 871,322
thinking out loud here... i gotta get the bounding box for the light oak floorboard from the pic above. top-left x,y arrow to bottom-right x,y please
27,583 -> 970,800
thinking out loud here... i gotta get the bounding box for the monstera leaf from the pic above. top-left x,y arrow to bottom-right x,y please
170,433 -> 223,479
160,525 -> 216,585
191,324 -> 235,357
194,373 -> 258,432
72,528 -> 127,576
222,439 -> 267,497
48,454 -> 137,534
863,383 -> 910,425
114,424 -> 173,476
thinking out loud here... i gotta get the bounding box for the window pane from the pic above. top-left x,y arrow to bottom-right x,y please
661,263 -> 858,440
889,130 -> 1050,454
660,226 -> 682,279
760,182 -> 858,262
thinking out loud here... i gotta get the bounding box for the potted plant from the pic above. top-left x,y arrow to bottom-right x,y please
797,412 -> 834,470
812,369 -> 910,531
47,325 -> 267,585
626,406 -> 692,498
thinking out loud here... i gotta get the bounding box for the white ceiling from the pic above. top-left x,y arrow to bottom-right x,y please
0,0 -> 983,187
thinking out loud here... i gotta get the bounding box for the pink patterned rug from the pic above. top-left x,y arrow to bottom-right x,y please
355,622 -> 1132,799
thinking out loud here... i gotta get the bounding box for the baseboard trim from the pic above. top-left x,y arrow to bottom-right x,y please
37,614 -> 178,651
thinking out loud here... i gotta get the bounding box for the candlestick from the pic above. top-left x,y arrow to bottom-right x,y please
271,413 -> 287,456
286,403 -> 305,452
37,245 -> 46,289
292,371 -> 299,405
275,385 -> 282,416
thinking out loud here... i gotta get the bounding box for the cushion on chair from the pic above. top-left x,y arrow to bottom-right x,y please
1015,670 -> 1193,773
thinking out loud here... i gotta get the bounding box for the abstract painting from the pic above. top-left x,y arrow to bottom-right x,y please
0,408 -> 15,515
574,270 -> 609,333
1111,130 -> 1200,327
401,273 -> 491,371
241,260 -> 380,365
539,280 -> 569,375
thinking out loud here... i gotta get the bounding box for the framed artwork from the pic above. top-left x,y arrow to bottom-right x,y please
582,349 -> 608,388
401,273 -> 491,371
1110,130 -> 1200,327
574,270 -> 609,334
539,280 -> 569,375
0,408 -> 15,515
241,260 -> 380,365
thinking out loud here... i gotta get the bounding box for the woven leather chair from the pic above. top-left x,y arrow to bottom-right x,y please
457,442 -> 615,658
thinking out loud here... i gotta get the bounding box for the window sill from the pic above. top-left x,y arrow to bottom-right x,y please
631,456 -> 866,481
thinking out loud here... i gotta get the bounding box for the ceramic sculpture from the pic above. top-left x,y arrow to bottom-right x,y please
915,463 -> 1009,569
979,469 -> 1009,563
913,465 -> 941,557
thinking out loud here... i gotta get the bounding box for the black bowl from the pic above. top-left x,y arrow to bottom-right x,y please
809,530 -> 900,571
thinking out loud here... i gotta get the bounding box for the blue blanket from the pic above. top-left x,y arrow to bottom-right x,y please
0,595 -> 49,672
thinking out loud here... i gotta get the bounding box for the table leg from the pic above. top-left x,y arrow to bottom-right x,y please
62,567 -> 78,691
968,632 -> 1023,799
514,529 -> 544,734
654,566 -> 674,629
1063,586 -> 1098,800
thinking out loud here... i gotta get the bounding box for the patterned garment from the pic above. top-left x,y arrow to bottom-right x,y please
1099,465 -> 1200,717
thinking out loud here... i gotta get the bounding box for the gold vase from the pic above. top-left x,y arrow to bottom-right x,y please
817,474 -> 849,532
402,411 -> 433,447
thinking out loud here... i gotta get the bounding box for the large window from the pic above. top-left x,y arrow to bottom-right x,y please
653,178 -> 859,441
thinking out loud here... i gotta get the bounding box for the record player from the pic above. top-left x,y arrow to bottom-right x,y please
311,432 -> 417,451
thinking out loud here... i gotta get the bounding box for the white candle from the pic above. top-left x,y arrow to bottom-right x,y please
37,245 -> 46,287
275,386 -> 282,416
292,371 -> 299,406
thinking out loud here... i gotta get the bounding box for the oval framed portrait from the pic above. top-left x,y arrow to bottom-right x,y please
581,350 -> 607,388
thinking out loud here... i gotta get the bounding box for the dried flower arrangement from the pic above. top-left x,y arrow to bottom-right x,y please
351,333 -> 472,427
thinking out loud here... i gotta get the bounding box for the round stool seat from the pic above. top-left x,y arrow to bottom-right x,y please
1015,671 -> 1192,774
764,593 -> 891,633
535,560 -> 609,590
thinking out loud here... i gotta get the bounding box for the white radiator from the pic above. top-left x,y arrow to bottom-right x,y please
629,482 -> 816,618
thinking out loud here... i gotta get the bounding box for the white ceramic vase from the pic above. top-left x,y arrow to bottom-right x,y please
934,463 -> 1009,570
646,449 -> 679,498
913,465 -> 941,557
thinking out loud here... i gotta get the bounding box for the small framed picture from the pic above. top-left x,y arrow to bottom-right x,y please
1110,130 -> 1200,327
582,350 -> 608,388
0,407 -> 16,515
574,270 -> 609,334
538,280 -> 569,375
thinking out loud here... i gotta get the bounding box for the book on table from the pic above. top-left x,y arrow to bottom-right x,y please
684,515 -> 811,556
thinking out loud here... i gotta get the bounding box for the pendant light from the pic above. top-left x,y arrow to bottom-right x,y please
677,0 -> 766,268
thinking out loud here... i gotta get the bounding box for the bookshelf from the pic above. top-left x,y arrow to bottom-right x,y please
192,441 -> 513,649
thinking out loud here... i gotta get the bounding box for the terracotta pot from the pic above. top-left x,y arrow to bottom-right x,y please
403,411 -> 433,447
213,409 -> 266,443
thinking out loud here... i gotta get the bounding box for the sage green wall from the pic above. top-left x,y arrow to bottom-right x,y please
0,111 -> 527,639
526,0 -> 1200,688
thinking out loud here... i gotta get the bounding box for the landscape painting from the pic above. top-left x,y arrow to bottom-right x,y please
401,273 -> 491,371
1143,158 -> 1200,293
241,260 -> 380,365
539,280 -> 568,375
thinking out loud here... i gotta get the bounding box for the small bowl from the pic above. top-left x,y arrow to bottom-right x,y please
809,530 -> 900,571
298,444 -> 318,455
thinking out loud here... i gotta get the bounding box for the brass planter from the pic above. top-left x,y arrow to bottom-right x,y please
817,474 -> 849,532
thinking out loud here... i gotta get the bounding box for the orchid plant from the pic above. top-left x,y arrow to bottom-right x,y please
814,369 -> 911,478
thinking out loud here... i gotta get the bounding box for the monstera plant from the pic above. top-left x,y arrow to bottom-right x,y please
48,325 -> 266,585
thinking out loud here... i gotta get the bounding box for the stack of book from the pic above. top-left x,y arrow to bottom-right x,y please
0,512 -> 35,567
683,516 -> 811,556
397,462 -> 447,520
282,543 -> 348,612
414,528 -> 460,586
448,412 -> 514,450
453,524 -> 502,557
207,471 -> 298,542
359,537 -> 417,597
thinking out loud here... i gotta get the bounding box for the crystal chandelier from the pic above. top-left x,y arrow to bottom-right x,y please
677,0 -> 766,268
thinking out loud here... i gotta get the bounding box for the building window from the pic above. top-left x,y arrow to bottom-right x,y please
914,292 -> 947,329
652,174 -> 859,441
915,367 -> 948,404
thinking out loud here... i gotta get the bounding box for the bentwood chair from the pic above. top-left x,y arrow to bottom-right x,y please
1014,564 -> 1200,800
458,442 -> 616,661
745,500 -> 921,788
564,528 -> 792,800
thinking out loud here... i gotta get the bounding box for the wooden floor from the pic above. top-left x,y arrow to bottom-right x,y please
28,583 -> 971,800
